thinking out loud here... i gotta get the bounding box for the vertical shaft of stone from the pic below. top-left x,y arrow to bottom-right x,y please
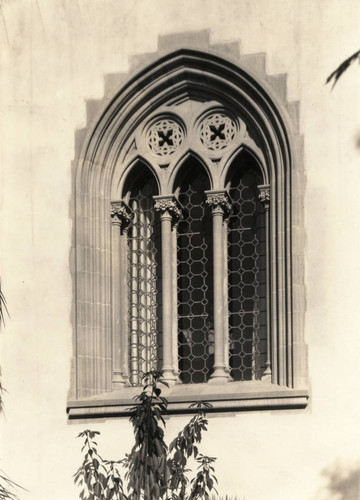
154,196 -> 182,384
111,220 -> 125,387
171,223 -> 180,380
110,200 -> 132,388
222,218 -> 230,375
258,185 -> 272,382
213,210 -> 226,377
120,226 -> 130,383
206,191 -> 231,384
160,211 -> 175,381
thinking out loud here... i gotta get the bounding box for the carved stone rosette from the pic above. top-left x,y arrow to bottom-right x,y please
258,184 -> 270,211
147,119 -> 184,157
110,200 -> 133,229
205,191 -> 232,218
199,113 -> 236,151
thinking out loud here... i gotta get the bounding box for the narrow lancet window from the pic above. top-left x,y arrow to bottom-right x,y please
227,159 -> 267,381
177,161 -> 213,384
127,173 -> 162,385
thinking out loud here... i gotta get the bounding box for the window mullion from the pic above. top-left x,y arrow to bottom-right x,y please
205,190 -> 232,384
258,184 -> 272,382
171,220 -> 180,381
154,195 -> 182,384
110,200 -> 132,388
222,216 -> 231,378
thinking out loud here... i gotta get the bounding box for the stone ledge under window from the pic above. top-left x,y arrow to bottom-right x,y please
67,382 -> 309,419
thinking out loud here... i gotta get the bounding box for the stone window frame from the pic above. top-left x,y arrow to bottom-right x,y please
67,43 -> 308,419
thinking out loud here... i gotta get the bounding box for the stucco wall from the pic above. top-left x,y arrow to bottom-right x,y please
1,1 -> 360,499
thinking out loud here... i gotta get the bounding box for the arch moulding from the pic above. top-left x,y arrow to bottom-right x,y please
68,31 -> 308,419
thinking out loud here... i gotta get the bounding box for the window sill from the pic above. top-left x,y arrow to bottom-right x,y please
67,381 -> 309,419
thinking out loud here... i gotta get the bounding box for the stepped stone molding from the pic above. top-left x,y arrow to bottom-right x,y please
68,30 -> 307,416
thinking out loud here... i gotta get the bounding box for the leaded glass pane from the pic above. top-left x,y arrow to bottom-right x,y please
228,168 -> 267,381
177,165 -> 213,384
128,175 -> 162,386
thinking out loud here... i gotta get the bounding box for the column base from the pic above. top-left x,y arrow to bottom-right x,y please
161,368 -> 177,386
112,372 -> 130,390
209,366 -> 231,384
172,371 -> 182,384
261,367 -> 272,384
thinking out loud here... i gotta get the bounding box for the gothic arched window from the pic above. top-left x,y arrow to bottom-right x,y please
127,170 -> 162,386
176,158 -> 213,384
68,46 -> 308,418
226,154 -> 267,382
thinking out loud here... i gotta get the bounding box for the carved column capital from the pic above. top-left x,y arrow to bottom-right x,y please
258,184 -> 270,211
110,200 -> 133,230
153,195 -> 183,222
205,190 -> 232,217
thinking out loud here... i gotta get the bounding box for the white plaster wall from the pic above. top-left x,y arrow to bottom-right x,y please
1,1 -> 360,499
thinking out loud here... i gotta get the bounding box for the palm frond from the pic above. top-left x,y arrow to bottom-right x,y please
211,495 -> 245,500
0,280 -> 9,330
326,49 -> 360,89
0,469 -> 26,500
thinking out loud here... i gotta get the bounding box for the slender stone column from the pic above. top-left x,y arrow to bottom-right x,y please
206,190 -> 232,384
110,200 -> 133,389
154,195 -> 182,384
258,184 -> 272,382
222,216 -> 231,378
171,218 -> 181,381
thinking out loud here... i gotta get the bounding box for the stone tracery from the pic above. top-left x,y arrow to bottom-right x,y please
147,119 -> 184,156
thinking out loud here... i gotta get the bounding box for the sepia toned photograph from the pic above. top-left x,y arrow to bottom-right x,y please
0,1 -> 359,498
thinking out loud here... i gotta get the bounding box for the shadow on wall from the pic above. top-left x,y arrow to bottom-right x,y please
355,131 -> 360,150
313,461 -> 360,500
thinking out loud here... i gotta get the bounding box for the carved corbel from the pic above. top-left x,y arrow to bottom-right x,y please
258,184 -> 270,211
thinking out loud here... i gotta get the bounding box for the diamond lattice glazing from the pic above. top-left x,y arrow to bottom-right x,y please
128,176 -> 162,386
228,168 -> 267,381
177,167 -> 213,384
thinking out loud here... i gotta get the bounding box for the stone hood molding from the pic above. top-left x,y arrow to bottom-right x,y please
68,30 -> 307,419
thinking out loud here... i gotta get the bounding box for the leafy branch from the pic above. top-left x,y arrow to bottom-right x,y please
189,455 -> 218,500
75,371 -> 219,500
74,430 -> 126,500
126,371 -> 169,499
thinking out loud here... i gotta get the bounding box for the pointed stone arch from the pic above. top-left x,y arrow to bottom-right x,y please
68,31 -> 307,417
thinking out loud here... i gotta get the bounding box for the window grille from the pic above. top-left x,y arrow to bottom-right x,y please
127,175 -> 162,386
177,164 -> 213,384
125,161 -> 268,386
228,167 -> 267,381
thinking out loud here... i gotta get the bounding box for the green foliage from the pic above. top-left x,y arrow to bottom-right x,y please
75,371 -> 219,500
